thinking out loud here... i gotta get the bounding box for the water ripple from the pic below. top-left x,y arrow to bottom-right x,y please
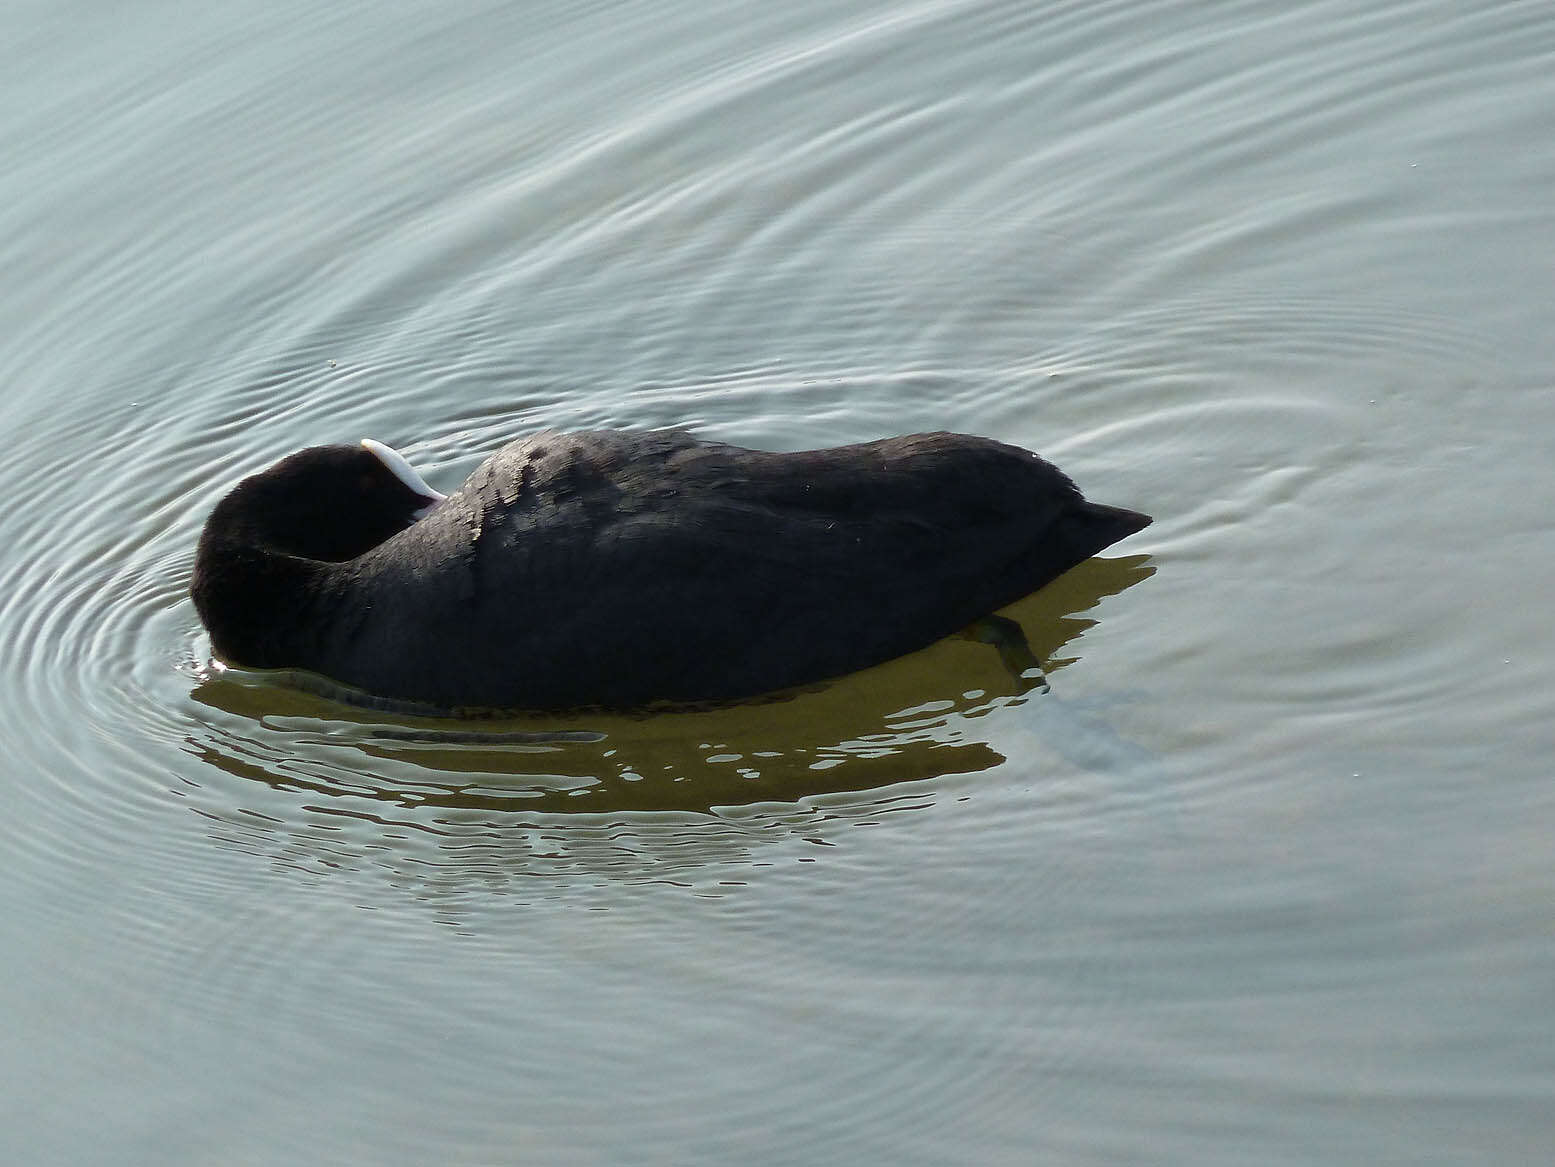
0,376 -> 1154,926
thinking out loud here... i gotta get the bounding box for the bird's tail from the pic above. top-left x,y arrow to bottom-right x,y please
1066,501 -> 1152,561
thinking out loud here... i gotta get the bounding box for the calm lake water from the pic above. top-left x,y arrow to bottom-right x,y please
3,0 -> 1553,1162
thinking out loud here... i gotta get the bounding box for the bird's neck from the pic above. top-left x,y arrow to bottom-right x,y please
191,527 -> 347,670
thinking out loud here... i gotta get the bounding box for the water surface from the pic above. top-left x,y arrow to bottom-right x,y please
3,0 -> 1553,1162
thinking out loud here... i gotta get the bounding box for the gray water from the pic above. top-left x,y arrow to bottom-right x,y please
3,0 -> 1553,1162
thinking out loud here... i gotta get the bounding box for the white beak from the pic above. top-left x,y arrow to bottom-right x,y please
361,438 -> 448,517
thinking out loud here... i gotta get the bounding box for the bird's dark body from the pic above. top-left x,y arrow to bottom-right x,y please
191,429 -> 1150,710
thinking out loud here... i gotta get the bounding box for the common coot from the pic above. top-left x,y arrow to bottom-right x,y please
191,429 -> 1149,709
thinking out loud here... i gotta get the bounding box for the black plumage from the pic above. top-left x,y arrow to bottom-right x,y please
191,429 -> 1149,709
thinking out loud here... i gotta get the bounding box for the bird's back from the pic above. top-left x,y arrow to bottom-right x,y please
338,430 -> 1148,708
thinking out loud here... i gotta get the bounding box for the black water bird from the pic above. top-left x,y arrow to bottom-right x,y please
191,429 -> 1150,710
